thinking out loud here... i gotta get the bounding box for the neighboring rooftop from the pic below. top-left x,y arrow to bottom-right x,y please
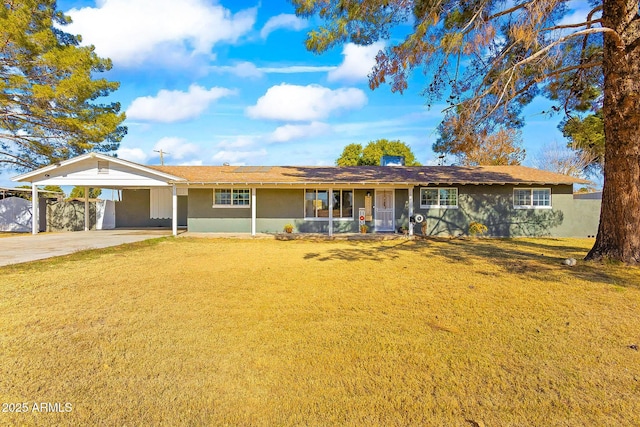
0,186 -> 63,197
150,165 -> 589,186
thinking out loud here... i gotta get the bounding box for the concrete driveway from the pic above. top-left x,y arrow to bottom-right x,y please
0,229 -> 173,267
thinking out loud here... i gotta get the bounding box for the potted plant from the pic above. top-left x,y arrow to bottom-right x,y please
360,224 -> 368,234
283,223 -> 294,233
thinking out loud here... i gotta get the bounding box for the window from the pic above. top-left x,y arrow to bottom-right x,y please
420,188 -> 458,208
513,188 -> 551,209
305,189 -> 353,219
213,189 -> 250,207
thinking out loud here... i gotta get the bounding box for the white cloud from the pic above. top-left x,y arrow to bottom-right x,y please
65,0 -> 256,66
210,62 -> 336,78
210,61 -> 264,78
217,136 -> 258,149
127,84 -> 235,123
558,1 -> 596,27
268,122 -> 332,143
152,137 -> 200,160
212,149 -> 267,164
116,147 -> 148,163
260,14 -> 307,39
178,159 -> 204,166
259,65 -> 337,74
246,84 -> 367,121
328,42 -> 385,83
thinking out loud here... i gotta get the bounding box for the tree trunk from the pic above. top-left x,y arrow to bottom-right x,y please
586,0 -> 640,263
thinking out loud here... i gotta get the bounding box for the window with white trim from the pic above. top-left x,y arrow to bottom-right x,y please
420,188 -> 458,208
304,189 -> 353,218
513,188 -> 551,208
213,188 -> 250,207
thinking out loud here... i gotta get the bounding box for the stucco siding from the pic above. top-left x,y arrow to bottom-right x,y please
553,198 -> 601,237
256,189 -> 359,233
188,218 -> 251,232
116,189 -> 171,228
181,184 -> 599,236
395,188 -> 410,231
115,189 -> 186,228
188,188 -> 251,219
256,189 -> 300,218
410,184 -> 598,237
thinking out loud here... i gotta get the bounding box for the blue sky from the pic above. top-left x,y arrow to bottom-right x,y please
3,0 -> 588,187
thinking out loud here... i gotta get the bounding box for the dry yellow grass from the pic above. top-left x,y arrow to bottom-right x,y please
0,232 -> 22,238
1,237 -> 639,426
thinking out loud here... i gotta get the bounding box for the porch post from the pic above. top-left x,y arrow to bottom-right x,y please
408,186 -> 414,236
328,188 -> 333,237
172,185 -> 178,236
251,188 -> 256,236
84,186 -> 89,231
31,183 -> 38,235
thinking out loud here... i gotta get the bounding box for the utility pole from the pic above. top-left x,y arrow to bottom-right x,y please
154,149 -> 170,166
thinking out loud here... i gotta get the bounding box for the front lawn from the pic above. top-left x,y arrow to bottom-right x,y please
1,237 -> 638,425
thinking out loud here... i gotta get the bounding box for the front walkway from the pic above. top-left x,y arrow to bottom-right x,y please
0,229 -> 173,267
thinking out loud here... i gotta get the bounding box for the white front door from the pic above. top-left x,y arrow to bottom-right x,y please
374,189 -> 394,232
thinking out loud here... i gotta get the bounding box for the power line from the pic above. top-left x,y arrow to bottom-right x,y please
153,149 -> 170,166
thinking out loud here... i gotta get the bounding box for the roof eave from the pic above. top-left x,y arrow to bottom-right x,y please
12,152 -> 187,183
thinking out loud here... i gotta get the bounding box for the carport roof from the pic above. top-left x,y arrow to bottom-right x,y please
12,152 -> 185,185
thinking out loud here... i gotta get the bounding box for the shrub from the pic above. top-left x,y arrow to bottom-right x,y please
468,221 -> 488,237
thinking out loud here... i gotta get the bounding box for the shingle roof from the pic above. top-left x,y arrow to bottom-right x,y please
149,165 -> 588,186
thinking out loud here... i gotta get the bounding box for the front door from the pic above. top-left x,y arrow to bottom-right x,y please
374,189 -> 394,232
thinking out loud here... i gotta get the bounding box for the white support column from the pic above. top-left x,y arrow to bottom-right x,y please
84,186 -> 89,231
172,185 -> 178,236
251,188 -> 257,236
328,188 -> 333,237
408,186 -> 414,236
31,183 -> 38,235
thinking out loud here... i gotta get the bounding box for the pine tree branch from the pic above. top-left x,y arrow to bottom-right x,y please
473,27 -> 621,105
541,19 -> 603,32
461,1 -> 492,34
486,1 -> 535,21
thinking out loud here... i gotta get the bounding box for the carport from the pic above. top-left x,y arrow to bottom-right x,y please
11,153 -> 186,236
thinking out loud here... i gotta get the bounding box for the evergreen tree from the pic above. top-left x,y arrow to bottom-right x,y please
560,111 -> 605,175
69,186 -> 101,199
293,0 -> 640,263
336,139 -> 421,165
1,0 -> 126,171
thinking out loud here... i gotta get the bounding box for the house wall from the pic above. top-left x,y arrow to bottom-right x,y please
556,198 -> 601,238
395,189 -> 410,232
116,189 -> 187,228
37,198 -> 46,232
188,188 -> 250,232
186,187 -> 364,233
181,184 -> 599,237
407,184 -> 600,238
